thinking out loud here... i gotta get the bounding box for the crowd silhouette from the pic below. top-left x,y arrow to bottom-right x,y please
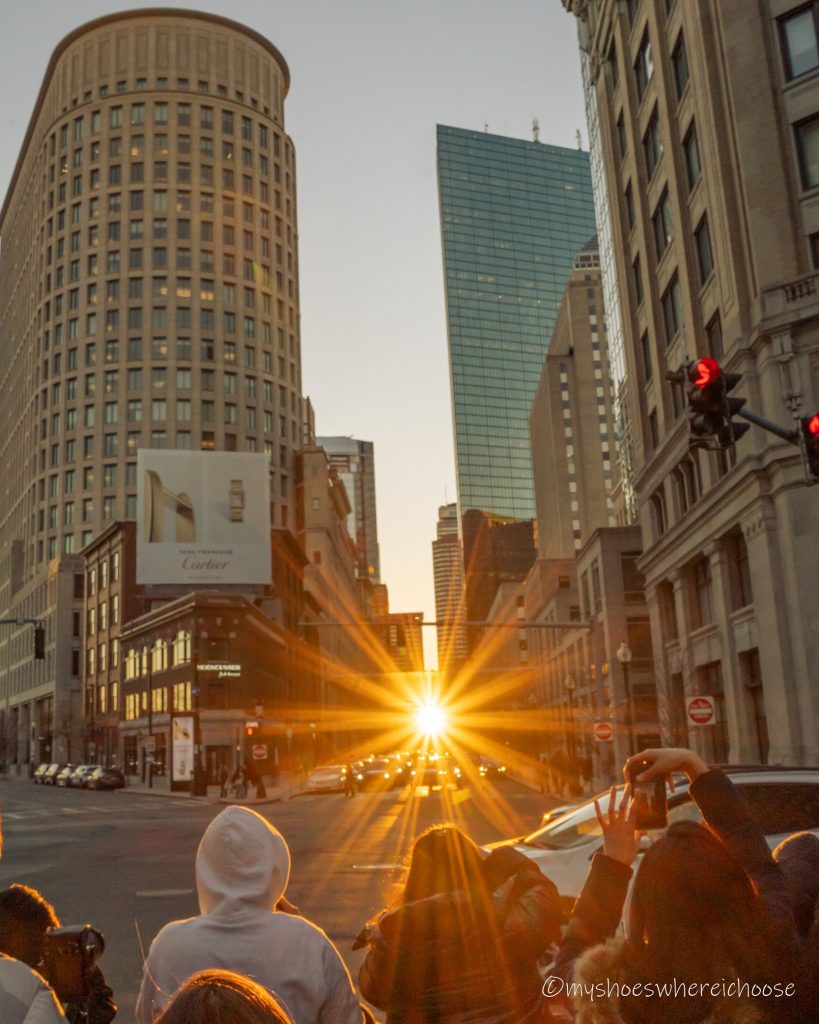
0,747 -> 816,1023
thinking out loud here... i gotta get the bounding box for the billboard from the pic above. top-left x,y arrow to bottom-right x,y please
137,450 -> 272,585
171,714 -> 194,782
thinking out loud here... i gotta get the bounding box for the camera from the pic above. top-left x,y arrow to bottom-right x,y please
42,925 -> 105,1001
625,759 -> 667,831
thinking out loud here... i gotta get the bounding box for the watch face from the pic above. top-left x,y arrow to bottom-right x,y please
229,480 -> 245,521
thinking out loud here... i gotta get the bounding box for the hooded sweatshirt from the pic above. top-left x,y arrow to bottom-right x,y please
135,806 -> 362,1024
0,954 -> 67,1024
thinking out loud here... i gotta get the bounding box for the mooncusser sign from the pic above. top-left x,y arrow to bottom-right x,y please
136,450 -> 272,585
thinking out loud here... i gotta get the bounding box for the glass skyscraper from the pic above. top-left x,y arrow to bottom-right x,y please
437,125 -> 597,523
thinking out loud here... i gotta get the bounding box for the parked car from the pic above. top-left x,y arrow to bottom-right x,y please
54,764 -> 77,787
486,767 -> 819,920
67,764 -> 98,788
305,764 -> 348,794
86,766 -> 125,790
33,763 -> 53,784
42,763 -> 67,785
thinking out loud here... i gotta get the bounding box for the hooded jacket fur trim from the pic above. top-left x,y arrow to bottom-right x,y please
571,938 -> 765,1024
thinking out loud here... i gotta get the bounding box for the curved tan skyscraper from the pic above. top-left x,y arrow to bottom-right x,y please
0,9 -> 302,764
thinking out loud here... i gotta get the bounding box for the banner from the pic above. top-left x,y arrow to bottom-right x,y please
172,715 -> 195,782
136,450 -> 272,584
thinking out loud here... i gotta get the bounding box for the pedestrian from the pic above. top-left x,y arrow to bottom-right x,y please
245,760 -> 267,800
0,817 -> 67,1023
231,767 -> 246,800
153,969 -> 291,1024
218,767 -> 229,799
0,884 -> 116,1024
555,747 -> 803,1024
136,805 -> 363,1024
343,765 -> 356,798
356,823 -> 561,1024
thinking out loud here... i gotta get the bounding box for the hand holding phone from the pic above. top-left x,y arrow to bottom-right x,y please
625,759 -> 667,830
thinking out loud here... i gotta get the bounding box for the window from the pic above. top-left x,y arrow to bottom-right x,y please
652,489 -> 667,538
661,273 -> 682,343
795,114 -> 819,189
625,180 -> 635,229
706,311 -> 724,360
616,111 -> 627,160
652,189 -> 673,260
634,30 -> 653,101
641,331 -> 653,382
672,33 -> 689,99
692,556 -> 714,628
780,4 -> 819,80
643,108 -> 662,179
632,253 -> 644,305
648,409 -> 660,451
683,122 -> 701,190
725,530 -> 752,610
695,214 -> 714,284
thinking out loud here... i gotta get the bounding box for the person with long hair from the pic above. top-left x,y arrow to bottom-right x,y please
556,748 -> 804,1024
357,823 -> 562,1024
154,969 -> 291,1024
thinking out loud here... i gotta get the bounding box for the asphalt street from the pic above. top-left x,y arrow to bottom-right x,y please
0,776 -> 553,1020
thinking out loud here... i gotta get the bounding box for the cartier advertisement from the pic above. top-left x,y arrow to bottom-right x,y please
136,450 -> 272,585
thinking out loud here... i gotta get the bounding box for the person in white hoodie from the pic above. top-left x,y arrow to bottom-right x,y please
136,805 -> 363,1024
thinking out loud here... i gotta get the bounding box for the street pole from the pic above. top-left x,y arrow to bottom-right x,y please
147,644 -> 153,789
616,641 -> 635,757
564,674 -> 577,789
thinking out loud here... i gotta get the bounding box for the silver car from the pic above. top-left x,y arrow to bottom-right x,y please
487,768 -> 819,919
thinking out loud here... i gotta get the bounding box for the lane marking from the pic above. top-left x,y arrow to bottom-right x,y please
136,888 -> 194,897
351,864 -> 402,871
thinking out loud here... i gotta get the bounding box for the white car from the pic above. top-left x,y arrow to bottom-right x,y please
487,768 -> 819,919
306,764 -> 348,793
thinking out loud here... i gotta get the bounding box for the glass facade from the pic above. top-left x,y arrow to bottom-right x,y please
437,125 -> 597,522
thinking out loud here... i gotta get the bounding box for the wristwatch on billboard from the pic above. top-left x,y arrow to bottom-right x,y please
229,479 -> 245,522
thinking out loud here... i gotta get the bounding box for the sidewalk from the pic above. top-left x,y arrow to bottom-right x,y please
118,771 -> 300,806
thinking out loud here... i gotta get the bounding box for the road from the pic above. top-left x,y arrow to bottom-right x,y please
0,776 -> 553,1020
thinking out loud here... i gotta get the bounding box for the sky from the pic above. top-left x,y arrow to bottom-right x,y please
0,1 -> 590,667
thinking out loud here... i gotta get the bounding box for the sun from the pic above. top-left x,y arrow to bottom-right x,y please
415,701 -> 447,739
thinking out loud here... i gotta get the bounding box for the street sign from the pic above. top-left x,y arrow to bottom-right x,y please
245,720 -> 259,730
687,695 -> 716,727
593,722 -> 614,742
251,744 -> 268,760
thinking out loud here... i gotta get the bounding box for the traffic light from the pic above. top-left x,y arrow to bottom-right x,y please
801,411 -> 819,478
33,623 -> 45,660
245,721 -> 258,738
686,358 -> 750,448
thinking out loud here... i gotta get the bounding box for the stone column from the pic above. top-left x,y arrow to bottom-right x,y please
704,540 -> 754,763
669,568 -> 705,759
741,504 -> 803,764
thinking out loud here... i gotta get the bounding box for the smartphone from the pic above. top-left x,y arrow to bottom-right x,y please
626,759 -> 667,830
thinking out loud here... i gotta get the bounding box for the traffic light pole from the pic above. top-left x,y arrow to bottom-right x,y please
735,408 -> 799,444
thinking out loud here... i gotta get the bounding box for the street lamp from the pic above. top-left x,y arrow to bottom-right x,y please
616,641 -> 635,756
143,643 -> 154,789
563,674 -> 577,771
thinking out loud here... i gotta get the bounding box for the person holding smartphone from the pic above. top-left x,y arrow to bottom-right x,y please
552,747 -> 804,1024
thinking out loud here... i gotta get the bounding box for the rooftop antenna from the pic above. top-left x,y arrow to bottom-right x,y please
576,128 -> 583,149
532,118 -> 540,143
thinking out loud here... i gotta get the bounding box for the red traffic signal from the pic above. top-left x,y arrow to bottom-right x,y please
689,357 -> 721,389
685,357 -> 748,447
33,623 -> 45,660
801,412 -> 819,478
